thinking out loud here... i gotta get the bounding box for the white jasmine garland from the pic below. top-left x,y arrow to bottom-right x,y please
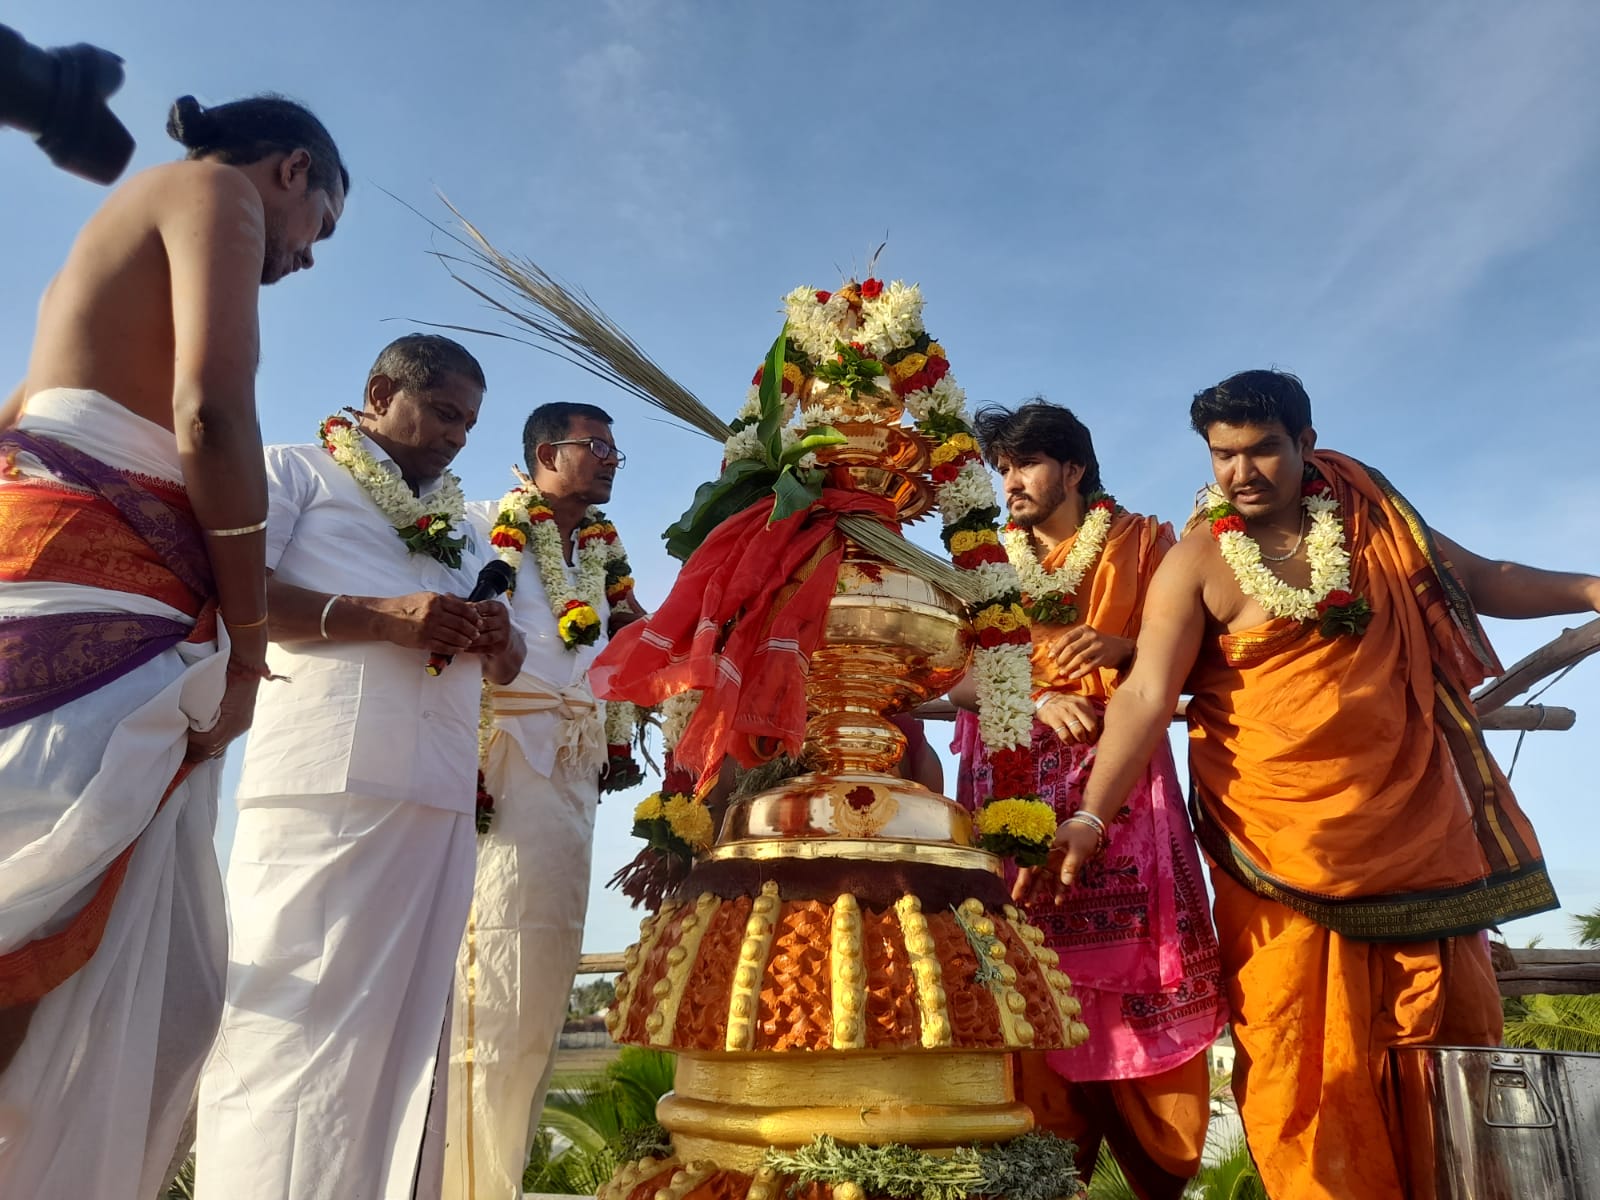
320,417 -> 467,561
722,425 -> 764,463
1002,498 -> 1115,611
604,699 -> 640,749
855,281 -> 924,358
783,287 -> 854,362
660,689 -> 702,753
801,403 -> 851,429
735,387 -> 762,422
934,461 -> 997,525
904,376 -> 967,423
1204,484 -> 1352,621
967,560 -> 1028,600
972,644 -> 1035,749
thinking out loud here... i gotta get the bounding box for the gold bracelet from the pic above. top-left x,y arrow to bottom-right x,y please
225,613 -> 269,630
204,519 -> 268,537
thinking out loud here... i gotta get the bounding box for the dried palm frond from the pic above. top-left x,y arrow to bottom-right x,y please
840,516 -> 983,605
426,195 -> 730,442
427,199 -> 981,607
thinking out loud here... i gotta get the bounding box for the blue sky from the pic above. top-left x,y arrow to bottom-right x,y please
5,1 -> 1599,957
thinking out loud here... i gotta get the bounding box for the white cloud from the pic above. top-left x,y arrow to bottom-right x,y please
555,8 -> 740,255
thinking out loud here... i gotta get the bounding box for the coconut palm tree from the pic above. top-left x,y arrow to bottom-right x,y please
1184,1138 -> 1268,1199
1502,905 -> 1600,1054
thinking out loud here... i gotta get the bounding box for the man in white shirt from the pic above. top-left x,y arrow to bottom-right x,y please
443,402 -> 635,1200
196,334 -> 525,1200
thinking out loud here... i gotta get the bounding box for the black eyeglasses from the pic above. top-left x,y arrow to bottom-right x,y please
546,437 -> 626,468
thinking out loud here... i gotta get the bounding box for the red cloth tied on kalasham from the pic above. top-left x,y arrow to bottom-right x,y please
590,488 -> 896,787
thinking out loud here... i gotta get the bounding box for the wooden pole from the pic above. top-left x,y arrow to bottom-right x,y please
1494,948 -> 1600,997
1473,616 -> 1600,715
910,699 -> 1574,731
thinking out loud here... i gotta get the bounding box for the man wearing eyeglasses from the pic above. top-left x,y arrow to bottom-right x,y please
442,402 -> 640,1200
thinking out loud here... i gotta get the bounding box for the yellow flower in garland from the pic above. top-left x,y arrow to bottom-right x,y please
631,790 -> 712,860
556,599 -> 602,647
606,573 -> 635,603
662,794 -> 714,851
974,797 -> 1057,867
975,798 -> 1057,845
490,481 -> 634,651
949,527 -> 1000,556
488,523 -> 528,552
927,342 -> 947,360
930,432 -> 979,468
890,352 -> 929,384
633,793 -> 665,822
973,602 -> 1029,634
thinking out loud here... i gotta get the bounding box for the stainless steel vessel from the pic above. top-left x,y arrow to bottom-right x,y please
1392,1046 -> 1600,1198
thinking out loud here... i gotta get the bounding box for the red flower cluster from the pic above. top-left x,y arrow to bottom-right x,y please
988,746 -> 1033,800
1316,589 -> 1354,614
1090,497 -> 1116,513
560,598 -> 587,615
1211,513 -> 1247,536
893,351 -> 950,398
750,363 -> 795,395
489,528 -> 523,549
953,540 -> 1008,570
319,415 -> 353,453
1302,477 -> 1333,500
661,753 -> 695,796
930,460 -> 962,484
860,278 -> 884,300
815,290 -> 831,304
414,516 -> 432,530
975,622 -> 1030,650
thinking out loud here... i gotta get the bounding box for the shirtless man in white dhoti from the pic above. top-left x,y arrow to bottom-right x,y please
196,333 -> 527,1200
0,94 -> 346,1199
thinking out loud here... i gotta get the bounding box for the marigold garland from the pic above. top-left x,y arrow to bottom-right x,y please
489,476 -> 648,789
632,788 -> 715,860
972,797 -> 1058,867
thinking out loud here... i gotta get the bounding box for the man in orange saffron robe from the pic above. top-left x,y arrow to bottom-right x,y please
956,402 -> 1224,1199
1028,370 -> 1600,1198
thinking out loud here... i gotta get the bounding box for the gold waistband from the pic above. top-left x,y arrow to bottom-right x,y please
491,685 -> 598,721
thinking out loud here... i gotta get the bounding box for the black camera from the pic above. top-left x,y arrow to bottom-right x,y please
0,23 -> 134,185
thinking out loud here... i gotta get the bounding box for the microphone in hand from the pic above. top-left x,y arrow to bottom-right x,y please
425,559 -> 515,676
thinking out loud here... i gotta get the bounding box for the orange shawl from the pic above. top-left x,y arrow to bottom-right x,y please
1185,450 -> 1555,940
1030,510 -> 1173,701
